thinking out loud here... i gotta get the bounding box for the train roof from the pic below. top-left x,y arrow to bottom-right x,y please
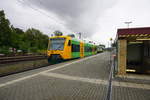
49,35 -> 69,38
49,35 -> 96,46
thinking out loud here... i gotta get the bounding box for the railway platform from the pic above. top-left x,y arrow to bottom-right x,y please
112,74 -> 150,100
0,52 -> 149,100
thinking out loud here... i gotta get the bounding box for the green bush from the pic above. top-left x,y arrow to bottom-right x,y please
0,46 -> 10,55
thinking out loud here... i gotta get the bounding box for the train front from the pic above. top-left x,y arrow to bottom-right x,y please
47,36 -> 71,63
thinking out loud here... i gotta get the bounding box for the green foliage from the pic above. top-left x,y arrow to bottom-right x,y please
0,10 -> 49,55
24,28 -> 49,53
0,46 -> 10,55
0,10 -> 12,47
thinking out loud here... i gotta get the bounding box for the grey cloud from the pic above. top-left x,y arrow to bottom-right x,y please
23,0 -> 117,37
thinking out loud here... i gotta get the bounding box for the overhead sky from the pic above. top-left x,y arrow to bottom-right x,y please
0,0 -> 150,46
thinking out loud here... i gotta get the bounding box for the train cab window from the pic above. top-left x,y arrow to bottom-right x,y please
49,38 -> 65,50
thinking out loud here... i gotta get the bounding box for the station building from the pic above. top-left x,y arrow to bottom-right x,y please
116,27 -> 150,75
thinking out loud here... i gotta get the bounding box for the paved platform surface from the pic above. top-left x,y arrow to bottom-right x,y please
112,75 -> 150,100
112,86 -> 150,100
0,52 -> 149,100
0,52 -> 109,100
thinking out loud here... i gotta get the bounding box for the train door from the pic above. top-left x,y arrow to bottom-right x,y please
80,42 -> 84,57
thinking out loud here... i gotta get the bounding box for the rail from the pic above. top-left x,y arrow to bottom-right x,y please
0,55 -> 47,65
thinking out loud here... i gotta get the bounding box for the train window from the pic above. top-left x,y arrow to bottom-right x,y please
84,46 -> 92,52
49,38 -> 65,50
84,46 -> 88,52
72,44 -> 80,52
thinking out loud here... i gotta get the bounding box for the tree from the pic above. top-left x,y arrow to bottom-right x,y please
0,10 -> 49,55
25,28 -> 49,53
0,10 -> 13,54
0,10 -> 12,47
11,26 -> 27,52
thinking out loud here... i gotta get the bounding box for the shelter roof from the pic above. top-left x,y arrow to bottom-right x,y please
117,27 -> 150,40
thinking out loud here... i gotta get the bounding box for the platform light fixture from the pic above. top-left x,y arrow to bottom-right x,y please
124,21 -> 132,28
136,38 -> 150,40
129,41 -> 143,44
126,69 -> 136,72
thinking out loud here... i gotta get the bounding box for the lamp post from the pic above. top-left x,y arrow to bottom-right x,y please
124,21 -> 132,28
110,38 -> 113,49
109,38 -> 113,63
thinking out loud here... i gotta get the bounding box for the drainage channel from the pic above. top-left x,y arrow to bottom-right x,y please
105,52 -> 115,100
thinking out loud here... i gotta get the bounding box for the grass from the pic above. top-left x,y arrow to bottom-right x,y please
0,59 -> 49,76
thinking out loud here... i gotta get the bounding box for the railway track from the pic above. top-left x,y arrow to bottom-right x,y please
0,55 -> 47,65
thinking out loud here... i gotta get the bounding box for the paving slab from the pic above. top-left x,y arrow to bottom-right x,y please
0,52 -> 110,100
112,86 -> 150,100
112,74 -> 150,100
0,75 -> 107,100
51,52 -> 110,80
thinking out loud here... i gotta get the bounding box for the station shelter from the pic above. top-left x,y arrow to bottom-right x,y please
116,27 -> 150,75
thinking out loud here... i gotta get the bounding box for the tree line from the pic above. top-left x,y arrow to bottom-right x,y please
0,10 -> 49,55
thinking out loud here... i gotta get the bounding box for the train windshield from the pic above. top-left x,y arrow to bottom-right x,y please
49,38 -> 66,50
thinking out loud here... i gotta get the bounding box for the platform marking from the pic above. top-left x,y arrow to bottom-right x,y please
41,73 -> 150,90
0,54 -> 101,88
0,74 -> 38,88
40,53 -> 102,74
41,72 -> 108,85
112,81 -> 150,90
117,74 -> 150,81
